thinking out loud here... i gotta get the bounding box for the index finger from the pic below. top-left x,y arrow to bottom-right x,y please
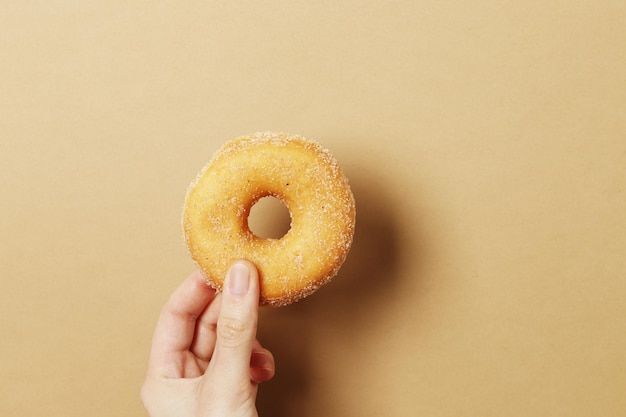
148,270 -> 217,378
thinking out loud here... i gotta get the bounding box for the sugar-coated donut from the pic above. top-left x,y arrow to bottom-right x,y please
183,132 -> 356,306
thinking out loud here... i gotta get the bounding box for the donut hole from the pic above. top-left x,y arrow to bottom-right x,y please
247,196 -> 292,239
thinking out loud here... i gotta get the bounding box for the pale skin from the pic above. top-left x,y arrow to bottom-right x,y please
141,260 -> 275,417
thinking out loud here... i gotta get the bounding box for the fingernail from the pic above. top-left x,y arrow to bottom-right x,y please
228,262 -> 250,297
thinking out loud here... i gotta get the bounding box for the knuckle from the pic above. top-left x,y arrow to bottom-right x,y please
217,315 -> 252,348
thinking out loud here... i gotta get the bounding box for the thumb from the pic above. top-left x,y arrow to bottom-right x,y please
209,260 -> 260,386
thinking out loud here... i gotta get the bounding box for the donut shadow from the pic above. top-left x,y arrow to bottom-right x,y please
288,167 -> 403,319
256,307 -> 311,417
256,165 -> 404,416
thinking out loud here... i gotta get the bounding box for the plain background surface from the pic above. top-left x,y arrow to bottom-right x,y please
1,1 -> 625,416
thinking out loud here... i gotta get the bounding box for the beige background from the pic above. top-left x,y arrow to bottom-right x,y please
2,1 -> 625,416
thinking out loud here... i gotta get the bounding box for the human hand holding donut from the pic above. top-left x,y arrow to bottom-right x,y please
141,260 -> 275,417
142,132 -> 353,414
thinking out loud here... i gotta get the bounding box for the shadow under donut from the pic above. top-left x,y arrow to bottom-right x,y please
256,164 -> 405,416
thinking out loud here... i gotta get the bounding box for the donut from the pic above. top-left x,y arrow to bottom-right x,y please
182,132 -> 356,306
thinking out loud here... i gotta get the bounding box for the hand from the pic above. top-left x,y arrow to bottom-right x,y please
141,260 -> 275,417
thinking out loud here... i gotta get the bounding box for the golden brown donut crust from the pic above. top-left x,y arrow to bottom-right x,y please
182,132 -> 356,306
